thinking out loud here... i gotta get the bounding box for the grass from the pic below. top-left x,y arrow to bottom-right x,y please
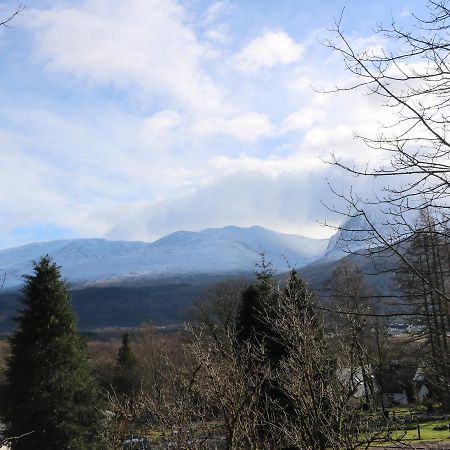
387,402 -> 443,415
131,415 -> 450,447
368,420 -> 450,447
388,404 -> 427,414
392,420 -> 450,441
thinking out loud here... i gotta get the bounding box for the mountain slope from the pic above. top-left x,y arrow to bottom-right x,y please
323,211 -> 404,260
0,226 -> 328,289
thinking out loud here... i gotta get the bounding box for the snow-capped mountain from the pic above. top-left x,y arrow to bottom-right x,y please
324,210 -> 404,259
0,226 -> 329,289
324,214 -> 375,259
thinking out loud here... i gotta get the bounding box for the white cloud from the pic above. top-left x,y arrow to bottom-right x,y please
106,170 -> 341,242
0,0 -> 414,248
234,30 -> 302,74
27,0 -> 224,114
142,110 -> 181,134
0,129 -> 93,242
202,1 -> 232,25
204,24 -> 231,44
281,107 -> 327,132
346,35 -> 387,59
304,124 -> 353,148
194,112 -> 274,142
140,110 -> 182,150
210,153 -> 325,176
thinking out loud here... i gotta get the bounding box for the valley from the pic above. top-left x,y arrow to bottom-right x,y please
0,223 -> 395,331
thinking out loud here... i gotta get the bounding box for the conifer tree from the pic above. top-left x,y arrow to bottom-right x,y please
114,333 -> 138,396
117,333 -> 136,372
236,268 -> 335,449
2,256 -> 101,450
236,258 -> 281,362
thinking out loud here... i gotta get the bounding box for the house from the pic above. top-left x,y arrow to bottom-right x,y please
339,365 -> 380,404
413,366 -> 432,403
375,362 -> 416,407
383,391 -> 408,406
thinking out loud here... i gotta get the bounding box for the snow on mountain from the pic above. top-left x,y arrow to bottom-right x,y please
324,214 -> 374,259
324,209 -> 411,259
0,226 -> 329,289
0,238 -> 147,288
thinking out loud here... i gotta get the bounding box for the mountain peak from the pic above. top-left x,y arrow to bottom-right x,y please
0,225 -> 329,289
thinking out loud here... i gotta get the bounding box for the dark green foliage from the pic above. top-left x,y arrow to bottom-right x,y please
236,269 -> 316,366
285,270 -> 314,315
235,270 -> 296,445
236,264 -> 285,365
117,334 -> 136,372
236,283 -> 264,342
0,280 -> 222,332
236,268 -> 334,449
2,256 -> 101,450
405,381 -> 417,404
114,333 -> 138,396
282,271 -> 333,449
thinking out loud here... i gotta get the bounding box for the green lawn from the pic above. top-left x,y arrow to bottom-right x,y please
368,420 -> 450,446
393,420 -> 450,441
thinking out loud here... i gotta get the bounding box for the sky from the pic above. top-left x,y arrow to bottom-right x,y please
0,0 -> 430,249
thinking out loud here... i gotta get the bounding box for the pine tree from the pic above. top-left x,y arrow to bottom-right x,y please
279,271 -> 335,450
235,268 -> 299,447
236,258 -> 283,363
2,256 -> 101,450
117,334 -> 136,372
236,269 -> 335,449
114,333 -> 138,396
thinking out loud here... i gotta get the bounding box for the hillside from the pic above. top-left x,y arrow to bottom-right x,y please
0,220 -> 401,331
0,226 -> 328,290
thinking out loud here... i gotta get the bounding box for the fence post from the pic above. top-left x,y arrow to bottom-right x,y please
417,423 -> 421,440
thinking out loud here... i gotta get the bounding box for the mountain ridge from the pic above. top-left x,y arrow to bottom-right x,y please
0,220 -> 400,331
0,225 -> 329,289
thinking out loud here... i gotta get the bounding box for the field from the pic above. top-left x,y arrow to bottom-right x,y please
368,419 -> 450,447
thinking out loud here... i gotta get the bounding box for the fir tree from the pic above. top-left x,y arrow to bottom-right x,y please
2,256 -> 101,450
236,268 -> 333,449
236,257 -> 280,361
235,267 -> 289,447
117,333 -> 136,372
114,333 -> 138,396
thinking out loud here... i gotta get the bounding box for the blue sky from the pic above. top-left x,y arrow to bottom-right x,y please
0,0 -> 429,248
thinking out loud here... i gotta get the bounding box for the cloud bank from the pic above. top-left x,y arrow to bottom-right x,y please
0,0 -> 417,248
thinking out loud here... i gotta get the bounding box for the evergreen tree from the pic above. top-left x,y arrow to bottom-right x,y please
236,259 -> 282,363
114,333 -> 138,396
2,256 -> 101,450
279,271 -> 335,450
236,268 -> 335,449
117,333 -> 136,372
235,267 -> 294,447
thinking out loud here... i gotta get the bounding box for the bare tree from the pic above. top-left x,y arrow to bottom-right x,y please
188,324 -> 270,450
102,273 -> 414,449
102,325 -> 213,449
259,270 -> 403,450
326,263 -> 380,407
0,5 -> 24,29
396,210 -> 450,409
188,279 -> 249,343
323,1 -> 450,280
323,0 -> 450,411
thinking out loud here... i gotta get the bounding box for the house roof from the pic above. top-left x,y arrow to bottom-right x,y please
375,362 -> 416,393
